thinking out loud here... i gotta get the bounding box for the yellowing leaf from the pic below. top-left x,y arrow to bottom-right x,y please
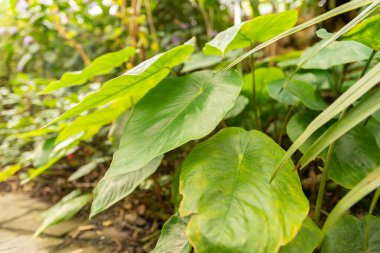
180,128 -> 309,253
203,10 -> 298,56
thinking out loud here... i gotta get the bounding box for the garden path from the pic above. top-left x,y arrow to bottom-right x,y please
0,192 -> 112,253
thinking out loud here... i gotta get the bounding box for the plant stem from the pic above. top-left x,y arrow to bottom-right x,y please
249,0 -> 260,17
314,141 -> 336,224
361,50 -> 377,78
314,49 -> 378,221
278,103 -> 297,145
250,53 -> 261,130
315,51 -> 378,221
51,8 -> 90,65
359,49 -> 377,124
198,1 -> 212,40
144,0 -> 159,53
369,188 -> 380,215
336,64 -> 348,96
314,105 -> 346,224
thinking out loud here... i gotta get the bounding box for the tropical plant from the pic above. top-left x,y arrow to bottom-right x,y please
2,0 -> 380,252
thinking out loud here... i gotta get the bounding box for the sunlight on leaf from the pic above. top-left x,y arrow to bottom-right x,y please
204,10 -> 298,56
39,47 -> 136,94
180,128 -> 308,253
90,70 -> 243,217
47,39 -> 195,126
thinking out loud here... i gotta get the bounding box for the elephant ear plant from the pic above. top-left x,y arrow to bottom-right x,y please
15,0 -> 380,251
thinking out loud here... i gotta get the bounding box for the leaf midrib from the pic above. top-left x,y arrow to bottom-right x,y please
110,74 -> 216,177
213,136 -> 247,249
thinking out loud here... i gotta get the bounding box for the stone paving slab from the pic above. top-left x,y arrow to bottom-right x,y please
2,210 -> 83,237
0,193 -> 49,224
0,204 -> 30,224
0,230 -> 62,253
56,245 -> 113,253
0,193 -> 112,253
0,193 -> 48,210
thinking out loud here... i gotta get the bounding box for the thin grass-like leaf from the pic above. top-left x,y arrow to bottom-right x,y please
298,87 -> 380,169
223,0 -> 375,71
320,166 -> 380,242
270,62 -> 380,182
286,0 -> 380,85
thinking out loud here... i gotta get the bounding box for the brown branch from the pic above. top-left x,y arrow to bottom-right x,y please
52,15 -> 90,66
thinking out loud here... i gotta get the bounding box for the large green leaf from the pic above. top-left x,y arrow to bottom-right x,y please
34,190 -> 91,236
321,215 -> 380,253
287,112 -> 380,188
300,40 -> 374,69
280,217 -> 321,253
179,128 -> 309,253
40,47 -> 136,94
91,155 -> 163,218
224,95 -> 249,119
267,80 -> 299,106
151,213 -> 191,253
55,97 -> 131,143
268,71 -> 332,106
47,40 -> 195,125
203,10 -> 298,56
181,52 -> 223,72
287,80 -> 327,111
343,14 -> 380,50
299,87 -> 380,170
372,109 -> 380,121
329,125 -> 380,188
242,67 -> 284,94
367,117 -> 380,147
90,70 -> 243,217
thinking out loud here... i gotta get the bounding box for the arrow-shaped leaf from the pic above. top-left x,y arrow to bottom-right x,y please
179,128 -> 308,253
48,39 -> 195,125
90,70 -> 243,217
40,47 -> 136,94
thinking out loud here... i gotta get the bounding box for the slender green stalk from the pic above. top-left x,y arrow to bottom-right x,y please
250,54 -> 260,130
198,0 -> 212,40
369,188 -> 380,215
315,48 -> 377,223
144,0 -> 159,53
278,103 -> 297,145
336,64 -> 348,96
320,166 -> 380,243
361,50 -> 377,78
314,142 -> 336,224
249,0 -> 260,17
